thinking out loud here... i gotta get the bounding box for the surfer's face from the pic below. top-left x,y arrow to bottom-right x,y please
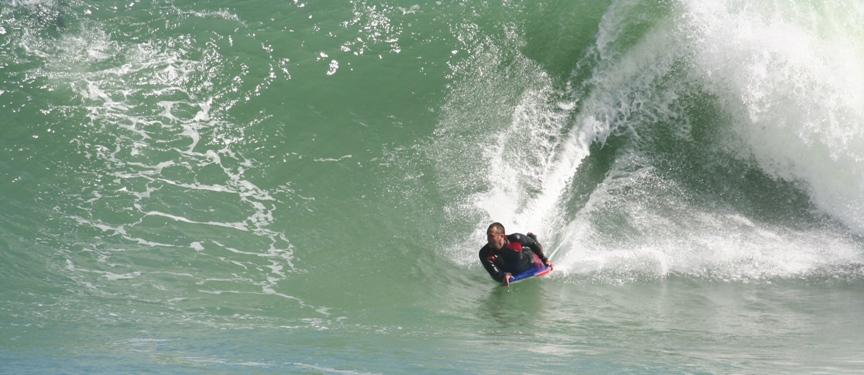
486,229 -> 506,250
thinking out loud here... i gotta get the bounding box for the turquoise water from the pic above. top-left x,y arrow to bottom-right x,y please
2,1 -> 864,373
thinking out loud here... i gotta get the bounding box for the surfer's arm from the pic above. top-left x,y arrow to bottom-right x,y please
479,249 -> 506,282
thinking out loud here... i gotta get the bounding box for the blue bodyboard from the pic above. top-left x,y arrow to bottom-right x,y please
507,264 -> 553,285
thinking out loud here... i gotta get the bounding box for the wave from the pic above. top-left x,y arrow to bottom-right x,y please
437,0 -> 864,281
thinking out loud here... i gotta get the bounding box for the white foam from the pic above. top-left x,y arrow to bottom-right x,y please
326,59 -> 340,75
177,8 -> 242,22
680,0 -> 864,233
143,210 -> 249,231
288,362 -> 382,375
190,241 -> 205,252
103,271 -> 142,281
313,154 -> 352,163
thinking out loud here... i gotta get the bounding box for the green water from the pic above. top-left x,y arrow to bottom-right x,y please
3,0 -> 864,373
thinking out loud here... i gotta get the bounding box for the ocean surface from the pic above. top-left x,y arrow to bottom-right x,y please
3,0 -> 864,373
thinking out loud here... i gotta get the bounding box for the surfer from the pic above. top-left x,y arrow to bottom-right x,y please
479,222 -> 552,286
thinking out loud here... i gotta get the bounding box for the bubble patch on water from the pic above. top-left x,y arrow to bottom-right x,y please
3,1 -> 328,322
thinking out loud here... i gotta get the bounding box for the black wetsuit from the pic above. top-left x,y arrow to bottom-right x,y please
479,233 -> 548,283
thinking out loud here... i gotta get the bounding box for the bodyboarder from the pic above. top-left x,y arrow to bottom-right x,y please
479,222 -> 552,286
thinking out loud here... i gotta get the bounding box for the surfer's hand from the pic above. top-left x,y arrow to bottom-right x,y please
544,259 -> 554,268
503,273 -> 512,286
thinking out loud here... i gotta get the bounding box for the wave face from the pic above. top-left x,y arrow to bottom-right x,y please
2,0 -> 864,373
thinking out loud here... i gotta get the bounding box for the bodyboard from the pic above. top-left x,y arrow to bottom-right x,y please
507,264 -> 553,285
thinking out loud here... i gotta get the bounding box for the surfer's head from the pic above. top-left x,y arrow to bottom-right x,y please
486,222 -> 506,250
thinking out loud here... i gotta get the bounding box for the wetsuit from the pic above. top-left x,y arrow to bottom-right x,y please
479,233 -> 549,283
